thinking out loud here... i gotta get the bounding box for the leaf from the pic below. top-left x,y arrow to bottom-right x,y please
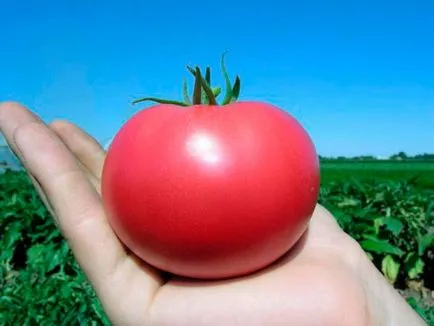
205,66 -> 211,85
192,66 -> 203,105
381,255 -> 400,284
406,297 -> 428,321
355,206 -> 375,219
385,206 -> 392,217
356,223 -> 376,235
374,192 -> 385,202
131,97 -> 188,106
212,87 -> 222,98
426,201 -> 434,224
383,217 -> 404,236
373,218 -> 384,235
221,51 -> 234,105
231,76 -> 241,102
182,79 -> 192,105
337,197 -> 360,208
418,233 -> 434,256
360,236 -> 404,257
404,252 -> 425,279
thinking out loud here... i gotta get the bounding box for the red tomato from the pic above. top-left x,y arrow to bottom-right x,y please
101,62 -> 320,279
102,60 -> 320,279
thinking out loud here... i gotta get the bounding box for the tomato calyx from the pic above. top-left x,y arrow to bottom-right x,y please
132,52 -> 241,107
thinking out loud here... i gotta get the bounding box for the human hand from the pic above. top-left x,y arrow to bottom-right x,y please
0,102 -> 426,326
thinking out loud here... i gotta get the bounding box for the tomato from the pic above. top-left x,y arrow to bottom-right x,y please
101,58 -> 320,279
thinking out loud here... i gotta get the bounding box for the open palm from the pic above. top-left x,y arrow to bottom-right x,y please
0,102 -> 424,326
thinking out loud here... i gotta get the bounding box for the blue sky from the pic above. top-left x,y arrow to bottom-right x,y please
1,0 -> 433,157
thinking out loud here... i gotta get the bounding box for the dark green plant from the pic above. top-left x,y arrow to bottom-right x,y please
319,179 -> 434,288
0,170 -> 109,325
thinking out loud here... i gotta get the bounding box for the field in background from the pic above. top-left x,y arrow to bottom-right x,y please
321,160 -> 434,189
0,159 -> 433,324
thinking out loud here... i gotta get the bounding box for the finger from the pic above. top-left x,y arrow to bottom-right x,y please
0,102 -> 162,310
0,102 -> 125,276
48,120 -> 105,193
0,103 -> 58,218
0,103 -> 42,157
48,119 -> 106,180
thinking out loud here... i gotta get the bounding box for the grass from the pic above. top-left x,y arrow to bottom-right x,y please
0,160 -> 433,324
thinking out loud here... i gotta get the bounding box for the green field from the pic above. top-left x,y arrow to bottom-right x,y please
321,160 -> 434,189
1,160 -> 433,324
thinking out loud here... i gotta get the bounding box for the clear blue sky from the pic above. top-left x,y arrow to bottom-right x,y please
1,0 -> 433,157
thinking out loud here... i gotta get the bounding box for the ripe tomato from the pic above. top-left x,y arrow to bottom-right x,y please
101,60 -> 320,279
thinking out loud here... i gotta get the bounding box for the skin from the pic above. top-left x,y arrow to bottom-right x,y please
0,101 -> 427,326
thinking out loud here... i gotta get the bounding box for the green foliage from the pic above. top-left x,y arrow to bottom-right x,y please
1,169 -> 433,324
0,170 -> 110,325
319,179 -> 433,288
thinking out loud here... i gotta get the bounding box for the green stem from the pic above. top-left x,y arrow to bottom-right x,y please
192,66 -> 202,105
205,67 -> 211,85
132,53 -> 241,107
198,75 -> 217,106
187,65 -> 217,105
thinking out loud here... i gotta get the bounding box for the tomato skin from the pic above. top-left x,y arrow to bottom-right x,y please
101,101 -> 320,279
